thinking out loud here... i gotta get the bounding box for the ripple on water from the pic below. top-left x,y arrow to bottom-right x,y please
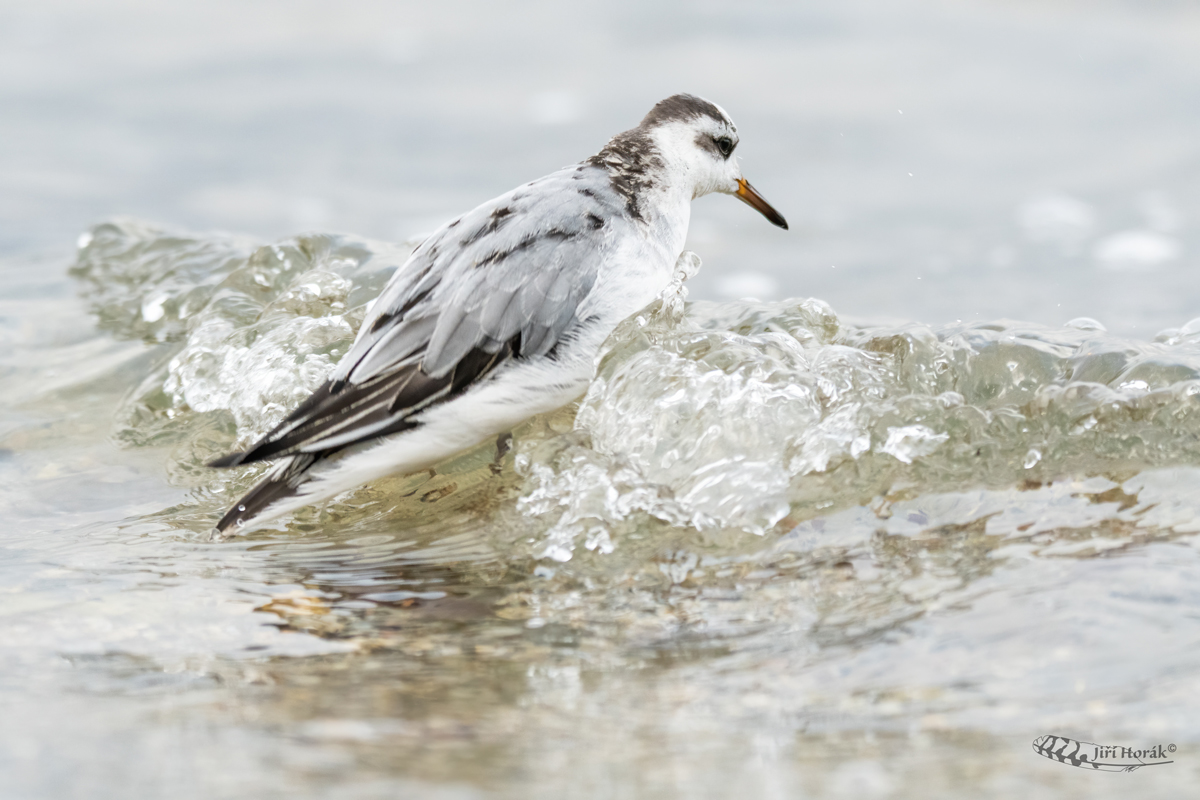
15,220 -> 1200,788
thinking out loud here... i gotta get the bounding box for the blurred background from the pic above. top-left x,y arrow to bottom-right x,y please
4,0 -> 1200,334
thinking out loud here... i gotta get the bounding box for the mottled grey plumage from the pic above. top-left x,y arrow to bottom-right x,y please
346,164 -> 624,384
210,93 -> 787,533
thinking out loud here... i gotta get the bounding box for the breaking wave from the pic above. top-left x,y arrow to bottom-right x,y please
71,220 -> 1200,562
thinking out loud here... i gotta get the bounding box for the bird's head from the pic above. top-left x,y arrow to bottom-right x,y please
640,94 -> 788,230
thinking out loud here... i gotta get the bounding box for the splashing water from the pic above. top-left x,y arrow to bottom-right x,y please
12,219 -> 1200,800
68,219 -> 1200,558
518,279 -> 1200,562
71,220 -> 414,463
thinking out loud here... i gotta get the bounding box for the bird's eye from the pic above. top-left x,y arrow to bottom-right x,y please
715,137 -> 734,157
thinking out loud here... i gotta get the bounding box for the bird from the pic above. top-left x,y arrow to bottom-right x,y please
209,93 -> 788,533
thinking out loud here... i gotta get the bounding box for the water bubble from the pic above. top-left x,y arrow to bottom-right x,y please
1064,317 -> 1106,332
1023,449 -> 1042,469
879,426 -> 949,465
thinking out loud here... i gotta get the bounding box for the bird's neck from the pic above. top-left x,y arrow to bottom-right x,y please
586,127 -> 690,229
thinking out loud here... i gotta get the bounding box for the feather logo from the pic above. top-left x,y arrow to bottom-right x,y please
1032,735 -> 1175,772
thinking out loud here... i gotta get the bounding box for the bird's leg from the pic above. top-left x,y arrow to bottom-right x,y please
490,432 -> 514,475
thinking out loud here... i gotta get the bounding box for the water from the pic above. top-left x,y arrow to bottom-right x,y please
7,1 -> 1200,798
7,219 -> 1200,798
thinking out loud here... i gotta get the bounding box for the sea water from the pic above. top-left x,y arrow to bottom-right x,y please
4,220 -> 1200,798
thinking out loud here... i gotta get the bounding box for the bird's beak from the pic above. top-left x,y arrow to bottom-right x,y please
735,178 -> 788,230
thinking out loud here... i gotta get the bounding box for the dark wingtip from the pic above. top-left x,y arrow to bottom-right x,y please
214,504 -> 245,534
207,451 -> 246,469
212,453 -> 318,535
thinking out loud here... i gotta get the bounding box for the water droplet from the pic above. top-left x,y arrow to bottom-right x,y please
1064,317 -> 1106,332
1023,449 -> 1042,469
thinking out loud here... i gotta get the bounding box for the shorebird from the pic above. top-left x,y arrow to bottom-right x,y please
209,93 -> 788,533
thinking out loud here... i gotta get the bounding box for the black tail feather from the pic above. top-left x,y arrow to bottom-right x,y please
215,453 -> 318,533
206,339 -> 516,471
207,451 -> 248,468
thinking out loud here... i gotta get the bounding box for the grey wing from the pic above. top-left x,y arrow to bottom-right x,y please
343,165 -> 619,382
208,165 -> 620,467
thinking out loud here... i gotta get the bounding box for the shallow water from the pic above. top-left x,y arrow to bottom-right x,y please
5,220 -> 1200,798
8,1 -> 1200,797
